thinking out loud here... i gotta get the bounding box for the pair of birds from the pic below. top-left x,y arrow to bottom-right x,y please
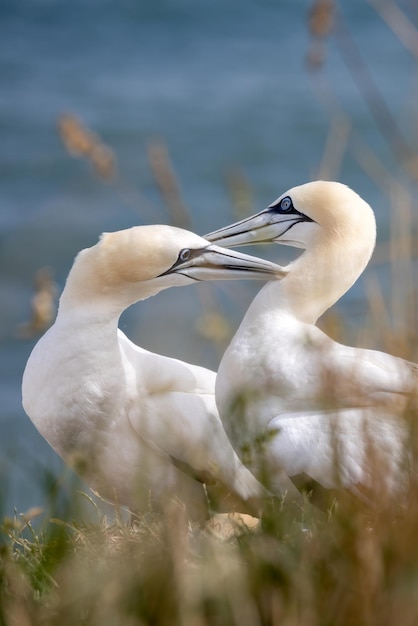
22,181 -> 417,516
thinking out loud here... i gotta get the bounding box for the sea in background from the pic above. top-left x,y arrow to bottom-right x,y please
1,0 -> 418,516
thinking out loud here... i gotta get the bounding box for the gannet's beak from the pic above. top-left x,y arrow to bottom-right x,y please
204,207 -> 313,248
160,244 -> 286,281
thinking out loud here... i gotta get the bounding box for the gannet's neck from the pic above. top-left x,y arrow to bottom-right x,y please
57,246 -> 177,324
248,228 -> 375,325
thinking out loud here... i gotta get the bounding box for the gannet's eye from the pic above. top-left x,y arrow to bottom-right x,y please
279,197 -> 293,212
179,248 -> 191,262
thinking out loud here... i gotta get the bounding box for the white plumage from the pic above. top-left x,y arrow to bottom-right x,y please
205,181 -> 417,500
22,224 -> 284,514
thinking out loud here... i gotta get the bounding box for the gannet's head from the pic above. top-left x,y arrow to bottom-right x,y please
205,181 -> 377,256
62,224 -> 285,310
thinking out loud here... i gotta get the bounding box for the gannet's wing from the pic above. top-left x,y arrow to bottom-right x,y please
281,323 -> 418,407
117,328 -> 216,394
131,387 -> 276,500
265,409 -> 407,497
118,332 -> 269,499
323,337 -> 418,406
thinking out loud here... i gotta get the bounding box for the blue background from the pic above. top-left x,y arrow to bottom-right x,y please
1,0 -> 417,515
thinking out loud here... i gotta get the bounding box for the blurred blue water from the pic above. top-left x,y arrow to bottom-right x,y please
1,0 -> 417,515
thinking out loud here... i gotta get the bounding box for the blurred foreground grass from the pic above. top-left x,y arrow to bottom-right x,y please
2,478 -> 418,626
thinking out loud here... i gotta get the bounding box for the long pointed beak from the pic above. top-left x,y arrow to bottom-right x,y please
204,209 -> 310,248
165,244 -> 286,281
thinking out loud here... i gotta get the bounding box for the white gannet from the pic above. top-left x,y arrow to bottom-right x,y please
22,224 -> 292,516
205,181 -> 417,500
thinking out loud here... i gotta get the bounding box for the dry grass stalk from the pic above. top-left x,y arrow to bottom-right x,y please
224,167 -> 254,221
316,113 -> 350,181
58,114 -> 116,180
306,0 -> 335,69
367,0 -> 418,61
18,267 -> 57,339
147,139 -> 192,230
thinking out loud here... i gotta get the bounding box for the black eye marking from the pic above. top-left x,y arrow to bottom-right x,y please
267,195 -> 313,223
279,196 -> 293,212
179,248 -> 191,262
158,246 -> 207,278
269,195 -> 295,214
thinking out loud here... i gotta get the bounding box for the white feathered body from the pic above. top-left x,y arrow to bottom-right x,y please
22,225 -> 272,511
208,181 -> 418,499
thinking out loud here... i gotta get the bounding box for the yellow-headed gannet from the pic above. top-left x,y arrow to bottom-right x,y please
22,224 -> 290,515
205,181 -> 417,500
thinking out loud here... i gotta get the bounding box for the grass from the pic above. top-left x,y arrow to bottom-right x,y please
2,477 -> 418,626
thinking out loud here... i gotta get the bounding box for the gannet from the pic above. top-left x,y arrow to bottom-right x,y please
205,181 -> 417,499
22,224 -> 289,516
